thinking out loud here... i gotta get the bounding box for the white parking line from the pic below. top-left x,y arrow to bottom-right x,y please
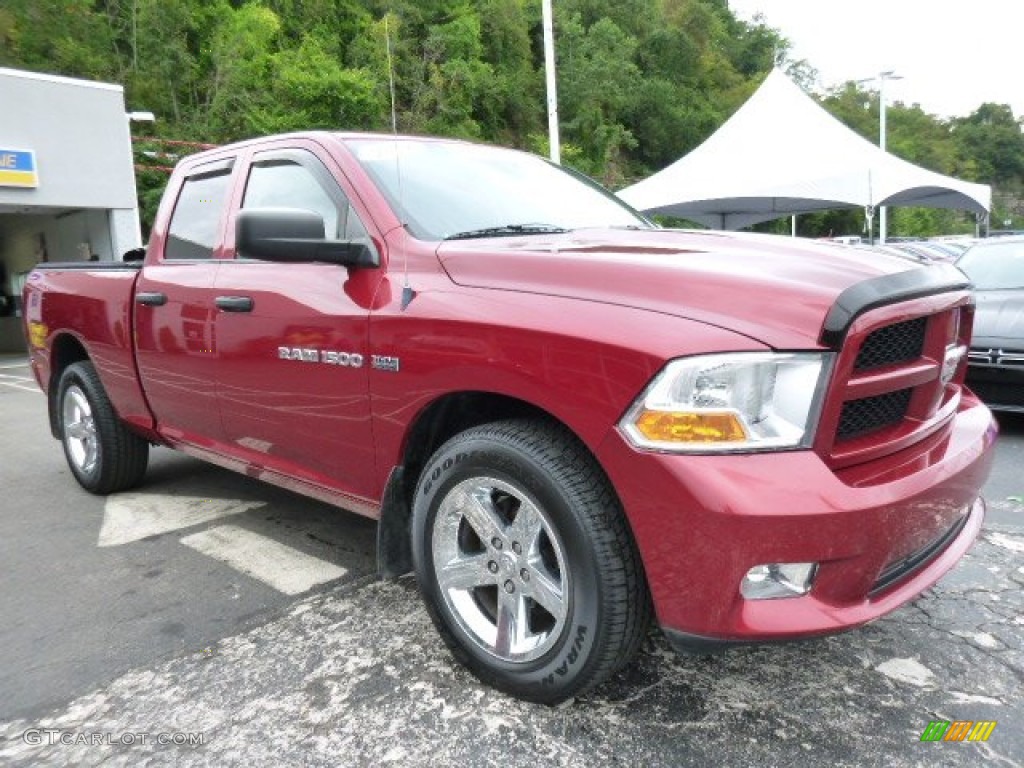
0,369 -> 36,393
0,362 -> 30,370
99,492 -> 266,547
181,524 -> 348,595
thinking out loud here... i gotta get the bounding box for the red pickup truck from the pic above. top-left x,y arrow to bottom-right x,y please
23,132 -> 996,703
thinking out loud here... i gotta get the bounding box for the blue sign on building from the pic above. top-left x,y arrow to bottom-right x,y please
0,149 -> 38,188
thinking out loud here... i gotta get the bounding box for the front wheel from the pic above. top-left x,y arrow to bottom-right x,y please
57,361 -> 149,494
411,419 -> 650,704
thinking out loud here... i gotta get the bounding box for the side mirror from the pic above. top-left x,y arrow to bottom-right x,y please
236,208 -> 378,267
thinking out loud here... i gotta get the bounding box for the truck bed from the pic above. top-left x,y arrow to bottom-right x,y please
24,262 -> 152,436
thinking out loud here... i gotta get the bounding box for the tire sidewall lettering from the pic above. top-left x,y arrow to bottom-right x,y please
542,624 -> 590,686
413,437 -> 604,691
421,450 -> 475,497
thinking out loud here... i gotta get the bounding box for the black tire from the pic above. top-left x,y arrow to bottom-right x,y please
56,361 -> 149,494
411,419 -> 651,704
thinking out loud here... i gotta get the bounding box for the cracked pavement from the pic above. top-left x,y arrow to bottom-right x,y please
1,363 -> 1021,767
1,519 -> 1021,767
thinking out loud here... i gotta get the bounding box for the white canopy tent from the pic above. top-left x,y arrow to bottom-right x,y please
617,69 -> 991,230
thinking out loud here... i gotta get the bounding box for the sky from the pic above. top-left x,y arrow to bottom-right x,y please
727,0 -> 1024,119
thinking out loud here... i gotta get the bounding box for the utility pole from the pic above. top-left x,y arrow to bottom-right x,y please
541,0 -> 560,164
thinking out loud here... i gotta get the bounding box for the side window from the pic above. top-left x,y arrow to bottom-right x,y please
243,160 -> 341,238
344,204 -> 370,241
165,169 -> 231,260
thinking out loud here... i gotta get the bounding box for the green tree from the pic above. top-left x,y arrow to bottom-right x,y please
0,0 -> 119,80
264,0 -> 372,56
559,0 -> 658,39
477,0 -> 541,144
266,37 -> 385,132
411,9 -> 497,138
128,0 -> 217,125
557,14 -> 641,183
952,103 -> 1024,184
886,103 -> 957,174
204,3 -> 282,140
4,0 -> 1010,238
822,82 -> 878,143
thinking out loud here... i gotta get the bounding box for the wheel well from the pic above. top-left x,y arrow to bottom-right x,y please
402,392 -> 554,504
377,392 -> 573,579
47,334 -> 90,438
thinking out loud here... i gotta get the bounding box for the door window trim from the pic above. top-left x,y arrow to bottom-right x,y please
162,157 -> 237,263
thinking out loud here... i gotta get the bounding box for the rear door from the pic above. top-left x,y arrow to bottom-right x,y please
134,157 -> 234,445
213,142 -> 381,500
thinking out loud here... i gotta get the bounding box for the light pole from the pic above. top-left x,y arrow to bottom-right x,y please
541,0 -> 560,164
857,71 -> 902,243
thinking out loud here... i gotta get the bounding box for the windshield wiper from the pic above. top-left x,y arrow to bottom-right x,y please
444,224 -> 569,240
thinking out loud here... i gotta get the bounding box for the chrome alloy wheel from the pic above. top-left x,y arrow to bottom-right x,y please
432,476 -> 570,663
62,384 -> 99,475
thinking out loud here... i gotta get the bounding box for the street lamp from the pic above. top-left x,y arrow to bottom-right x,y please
126,111 -> 156,123
857,71 -> 903,243
541,0 -> 560,164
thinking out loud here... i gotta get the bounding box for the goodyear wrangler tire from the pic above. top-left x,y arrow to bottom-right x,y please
57,361 -> 149,494
411,419 -> 651,704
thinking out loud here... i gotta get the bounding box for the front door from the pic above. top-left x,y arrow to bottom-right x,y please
214,146 -> 380,500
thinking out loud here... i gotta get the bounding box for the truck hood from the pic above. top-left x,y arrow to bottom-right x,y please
971,288 -> 1024,349
437,229 -> 925,349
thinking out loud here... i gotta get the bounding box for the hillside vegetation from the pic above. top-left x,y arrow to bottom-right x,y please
2,0 -> 1021,237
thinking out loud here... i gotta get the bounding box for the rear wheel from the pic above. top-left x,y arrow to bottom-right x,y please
57,361 -> 149,494
411,419 -> 650,704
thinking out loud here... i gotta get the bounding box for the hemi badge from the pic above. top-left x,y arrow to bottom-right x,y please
371,355 -> 400,373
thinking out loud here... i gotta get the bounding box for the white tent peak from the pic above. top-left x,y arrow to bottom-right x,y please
617,68 -> 990,230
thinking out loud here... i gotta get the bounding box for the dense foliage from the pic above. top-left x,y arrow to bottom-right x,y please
1,0 -> 1021,237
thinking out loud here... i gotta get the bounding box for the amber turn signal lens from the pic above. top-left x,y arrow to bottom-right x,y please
634,410 -> 748,444
27,322 -> 48,349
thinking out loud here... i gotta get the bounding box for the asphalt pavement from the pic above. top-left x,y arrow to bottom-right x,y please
0,355 -> 1021,767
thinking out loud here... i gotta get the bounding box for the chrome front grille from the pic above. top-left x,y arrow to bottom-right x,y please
968,348 -> 1024,367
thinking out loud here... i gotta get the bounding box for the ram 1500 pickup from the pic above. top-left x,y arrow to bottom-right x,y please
23,132 -> 997,703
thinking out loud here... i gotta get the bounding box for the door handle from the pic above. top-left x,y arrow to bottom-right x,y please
215,296 -> 254,312
136,292 -> 167,307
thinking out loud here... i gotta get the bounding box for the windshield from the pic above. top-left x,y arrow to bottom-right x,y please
957,240 -> 1024,290
343,137 -> 650,241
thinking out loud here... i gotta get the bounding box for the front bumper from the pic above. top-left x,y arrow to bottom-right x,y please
596,397 -> 997,646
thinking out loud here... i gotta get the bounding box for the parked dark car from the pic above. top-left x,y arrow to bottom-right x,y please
958,237 -> 1024,412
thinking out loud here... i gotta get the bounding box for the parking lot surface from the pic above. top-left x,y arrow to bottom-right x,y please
0,356 -> 1021,767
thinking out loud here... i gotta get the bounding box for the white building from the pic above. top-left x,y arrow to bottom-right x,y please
0,68 -> 143,353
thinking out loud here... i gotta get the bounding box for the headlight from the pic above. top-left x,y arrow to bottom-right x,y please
620,352 -> 831,453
